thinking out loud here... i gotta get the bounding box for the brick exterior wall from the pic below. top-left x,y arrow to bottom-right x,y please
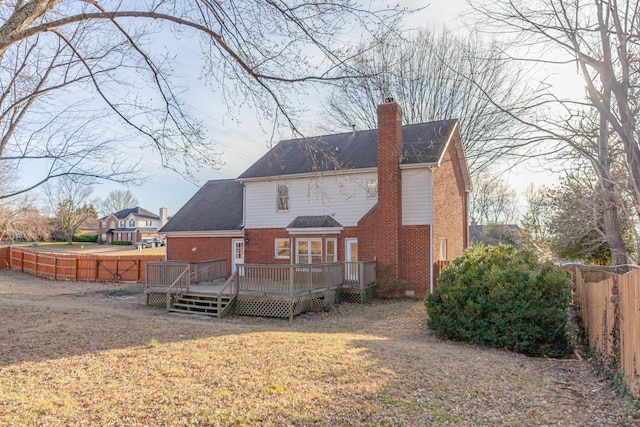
166,236 -> 237,274
244,228 -> 292,264
401,225 -> 431,297
432,132 -> 468,263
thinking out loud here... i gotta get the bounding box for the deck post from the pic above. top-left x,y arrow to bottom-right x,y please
289,265 -> 295,321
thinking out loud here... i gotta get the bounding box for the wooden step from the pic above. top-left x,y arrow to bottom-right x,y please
168,294 -> 231,317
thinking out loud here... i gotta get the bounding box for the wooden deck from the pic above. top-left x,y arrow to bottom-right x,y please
145,260 -> 377,320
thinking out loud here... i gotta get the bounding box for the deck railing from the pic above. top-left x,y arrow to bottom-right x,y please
344,261 -> 376,288
146,261 -> 190,288
146,259 -> 228,290
238,262 -> 353,296
188,259 -> 227,284
165,266 -> 190,309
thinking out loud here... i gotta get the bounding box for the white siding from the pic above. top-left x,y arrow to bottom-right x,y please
402,168 -> 432,225
244,172 -> 378,228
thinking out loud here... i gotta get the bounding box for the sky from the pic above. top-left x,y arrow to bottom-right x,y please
86,0 -> 577,218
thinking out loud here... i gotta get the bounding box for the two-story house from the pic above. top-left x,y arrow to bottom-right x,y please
160,100 -> 470,297
99,207 -> 168,244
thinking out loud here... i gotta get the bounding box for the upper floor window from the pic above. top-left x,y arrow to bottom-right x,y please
146,220 -> 153,226
367,179 -> 378,199
277,184 -> 289,211
274,238 -> 291,259
129,219 -> 135,227
119,220 -> 125,227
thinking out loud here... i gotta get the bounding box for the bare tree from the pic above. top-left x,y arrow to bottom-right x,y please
469,0 -> 640,267
469,175 -> 518,225
322,26 -> 539,177
0,1 -> 405,199
0,198 -> 52,242
100,190 -> 139,216
46,176 -> 96,244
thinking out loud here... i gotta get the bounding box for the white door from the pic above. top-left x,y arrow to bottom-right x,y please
232,239 -> 245,274
345,238 -> 358,281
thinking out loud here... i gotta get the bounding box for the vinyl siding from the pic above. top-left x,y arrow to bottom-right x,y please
244,172 -> 378,228
402,168 -> 433,225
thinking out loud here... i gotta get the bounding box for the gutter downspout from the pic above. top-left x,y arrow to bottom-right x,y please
429,167 -> 434,294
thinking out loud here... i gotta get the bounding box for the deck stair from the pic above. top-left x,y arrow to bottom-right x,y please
169,292 -> 233,317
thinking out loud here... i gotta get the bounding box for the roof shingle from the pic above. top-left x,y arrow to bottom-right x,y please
160,180 -> 244,233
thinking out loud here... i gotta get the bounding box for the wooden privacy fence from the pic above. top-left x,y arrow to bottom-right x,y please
4,246 -> 164,283
574,266 -> 640,396
0,246 -> 9,269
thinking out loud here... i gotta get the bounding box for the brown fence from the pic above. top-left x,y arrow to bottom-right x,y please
3,246 -> 164,283
574,267 -> 640,396
0,246 -> 9,269
433,260 -> 451,288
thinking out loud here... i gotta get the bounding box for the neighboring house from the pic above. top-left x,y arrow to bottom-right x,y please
99,207 -> 168,244
161,100 -> 471,297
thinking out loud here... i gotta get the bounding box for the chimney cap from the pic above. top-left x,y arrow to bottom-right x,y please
384,97 -> 394,103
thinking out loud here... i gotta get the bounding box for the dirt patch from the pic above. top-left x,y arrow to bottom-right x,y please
0,269 -> 638,426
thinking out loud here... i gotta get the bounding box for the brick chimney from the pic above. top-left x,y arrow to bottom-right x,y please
376,98 -> 403,277
159,207 -> 168,227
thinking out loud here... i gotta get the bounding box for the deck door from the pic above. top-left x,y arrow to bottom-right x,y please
232,239 -> 245,274
345,238 -> 358,281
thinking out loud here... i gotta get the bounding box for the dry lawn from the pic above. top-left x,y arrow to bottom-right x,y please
0,269 -> 638,426
5,242 -> 166,257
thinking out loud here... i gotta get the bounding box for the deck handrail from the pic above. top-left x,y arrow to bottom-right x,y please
239,262 -> 344,297
216,270 -> 239,315
189,258 -> 227,284
165,266 -> 190,309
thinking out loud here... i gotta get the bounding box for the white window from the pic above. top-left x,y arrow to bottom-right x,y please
127,232 -> 131,241
146,220 -> 153,226
296,239 -> 322,264
326,238 -> 337,263
366,179 -> 378,198
275,239 -> 291,259
129,219 -> 135,227
439,238 -> 447,261
119,220 -> 125,227
277,184 -> 289,211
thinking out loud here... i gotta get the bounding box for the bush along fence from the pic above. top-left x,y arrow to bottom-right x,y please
1,246 -> 164,283
573,266 -> 640,397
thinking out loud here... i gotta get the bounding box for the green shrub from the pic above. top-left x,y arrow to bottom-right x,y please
425,244 -> 573,358
73,234 -> 98,243
111,241 -> 132,246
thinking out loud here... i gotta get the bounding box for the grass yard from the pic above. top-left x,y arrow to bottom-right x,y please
0,269 -> 638,426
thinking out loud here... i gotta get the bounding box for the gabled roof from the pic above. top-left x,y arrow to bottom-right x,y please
100,207 -> 158,221
160,179 -> 244,233
238,119 -> 459,180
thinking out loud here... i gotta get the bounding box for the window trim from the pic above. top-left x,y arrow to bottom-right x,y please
439,238 -> 447,261
274,238 -> 291,259
366,179 -> 378,199
277,183 -> 289,212
296,238 -> 323,264
326,238 -> 337,263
